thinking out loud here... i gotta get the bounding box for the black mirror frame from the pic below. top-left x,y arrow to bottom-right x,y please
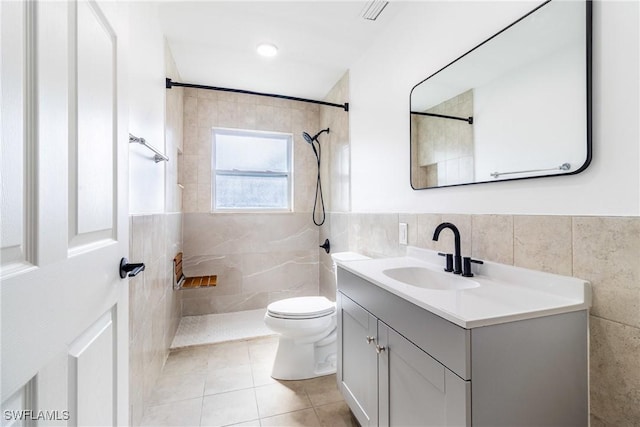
409,0 -> 592,190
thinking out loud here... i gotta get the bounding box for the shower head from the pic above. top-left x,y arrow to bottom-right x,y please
302,128 -> 330,144
302,132 -> 314,144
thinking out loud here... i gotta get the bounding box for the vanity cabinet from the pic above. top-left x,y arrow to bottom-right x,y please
338,292 -> 469,427
338,294 -> 378,426
336,267 -> 588,427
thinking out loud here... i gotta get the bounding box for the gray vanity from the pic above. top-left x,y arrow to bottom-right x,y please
335,248 -> 590,427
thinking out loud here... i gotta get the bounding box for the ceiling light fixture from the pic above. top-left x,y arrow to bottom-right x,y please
361,0 -> 388,21
256,43 -> 278,57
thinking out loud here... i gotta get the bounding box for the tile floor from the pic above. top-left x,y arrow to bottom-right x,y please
141,336 -> 359,427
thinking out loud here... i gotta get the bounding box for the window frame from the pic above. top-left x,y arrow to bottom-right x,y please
211,127 -> 294,213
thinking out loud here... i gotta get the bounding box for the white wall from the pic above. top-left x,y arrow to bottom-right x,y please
350,1 -> 640,216
474,47 -> 586,181
128,2 -> 166,214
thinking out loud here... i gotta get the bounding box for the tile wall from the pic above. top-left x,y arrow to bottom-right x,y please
411,90 -> 474,187
182,213 -> 319,315
181,88 -> 324,315
323,211 -> 640,426
318,73 -> 350,299
129,213 -> 183,426
319,72 -> 351,214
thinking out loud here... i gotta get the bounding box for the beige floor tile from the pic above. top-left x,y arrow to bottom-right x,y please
225,421 -> 261,427
142,337 -> 355,427
208,340 -> 251,368
205,363 -> 254,395
248,339 -> 278,366
260,408 -> 321,427
141,397 -> 202,427
315,401 -> 359,427
162,347 -> 210,376
302,374 -> 343,407
200,388 -> 259,427
255,381 -> 312,418
251,361 -> 278,387
149,371 -> 206,406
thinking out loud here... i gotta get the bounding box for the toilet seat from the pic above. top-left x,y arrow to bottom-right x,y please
267,296 -> 335,320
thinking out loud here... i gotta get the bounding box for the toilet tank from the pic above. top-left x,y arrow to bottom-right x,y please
330,252 -> 370,277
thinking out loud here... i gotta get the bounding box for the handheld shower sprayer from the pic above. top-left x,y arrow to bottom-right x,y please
303,128 -> 330,144
303,128 -> 330,226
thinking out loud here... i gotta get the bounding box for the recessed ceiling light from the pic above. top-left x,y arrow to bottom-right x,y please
257,43 -> 278,57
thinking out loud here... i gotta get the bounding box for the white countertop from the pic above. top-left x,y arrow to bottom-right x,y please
334,247 -> 591,329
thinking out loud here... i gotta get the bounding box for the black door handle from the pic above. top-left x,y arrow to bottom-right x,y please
119,257 -> 145,279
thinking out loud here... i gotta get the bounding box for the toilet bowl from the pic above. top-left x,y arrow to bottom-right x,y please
264,253 -> 370,380
264,296 -> 337,380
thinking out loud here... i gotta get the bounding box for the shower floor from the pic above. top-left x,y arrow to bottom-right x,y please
170,308 -> 275,349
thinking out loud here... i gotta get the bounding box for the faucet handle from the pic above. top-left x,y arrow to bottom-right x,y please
438,252 -> 454,272
462,257 -> 484,277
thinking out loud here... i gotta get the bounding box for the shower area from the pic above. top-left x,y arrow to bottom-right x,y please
170,72 -> 352,348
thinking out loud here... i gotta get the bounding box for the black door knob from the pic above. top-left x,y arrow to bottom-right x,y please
119,257 -> 145,279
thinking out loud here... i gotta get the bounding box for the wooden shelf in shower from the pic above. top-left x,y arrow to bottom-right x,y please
174,252 -> 217,289
181,275 -> 217,288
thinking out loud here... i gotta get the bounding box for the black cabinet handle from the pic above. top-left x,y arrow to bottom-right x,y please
119,257 -> 145,279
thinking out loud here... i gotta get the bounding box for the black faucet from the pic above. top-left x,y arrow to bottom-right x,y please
433,222 -> 463,275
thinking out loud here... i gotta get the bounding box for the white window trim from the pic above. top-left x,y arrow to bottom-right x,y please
211,127 -> 294,213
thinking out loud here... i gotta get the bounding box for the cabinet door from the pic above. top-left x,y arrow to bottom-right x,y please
338,292 -> 378,426
379,323 -> 470,427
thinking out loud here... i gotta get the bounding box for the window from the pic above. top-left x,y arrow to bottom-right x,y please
212,128 -> 293,211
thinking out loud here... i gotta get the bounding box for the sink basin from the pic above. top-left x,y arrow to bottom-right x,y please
382,267 -> 480,291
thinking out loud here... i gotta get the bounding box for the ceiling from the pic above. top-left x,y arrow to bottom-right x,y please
158,1 -> 402,100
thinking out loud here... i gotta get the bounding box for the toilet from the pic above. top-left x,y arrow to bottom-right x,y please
264,252 -> 370,380
264,296 -> 337,380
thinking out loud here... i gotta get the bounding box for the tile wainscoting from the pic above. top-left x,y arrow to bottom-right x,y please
129,213 -> 183,426
319,212 -> 639,426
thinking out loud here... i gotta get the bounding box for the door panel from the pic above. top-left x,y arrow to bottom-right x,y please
381,325 -> 446,427
379,324 -> 470,427
338,293 -> 378,427
0,0 -> 33,273
68,310 -> 115,426
74,0 -> 115,239
1,0 -> 129,424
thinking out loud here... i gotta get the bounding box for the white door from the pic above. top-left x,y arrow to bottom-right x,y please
1,1 -> 129,425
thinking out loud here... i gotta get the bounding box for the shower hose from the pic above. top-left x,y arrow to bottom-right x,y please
312,140 -> 325,226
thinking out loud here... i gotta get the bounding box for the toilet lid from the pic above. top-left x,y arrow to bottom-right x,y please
267,296 -> 335,319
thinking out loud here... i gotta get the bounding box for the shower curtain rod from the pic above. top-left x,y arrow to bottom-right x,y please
166,78 -> 349,112
411,111 -> 473,124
